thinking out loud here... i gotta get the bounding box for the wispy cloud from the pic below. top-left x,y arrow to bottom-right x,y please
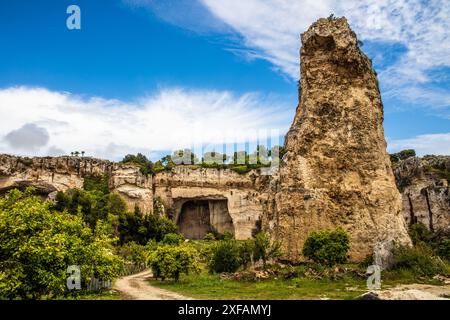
389,133 -> 450,156
195,1 -> 450,114
201,0 -> 450,80
0,86 -> 291,160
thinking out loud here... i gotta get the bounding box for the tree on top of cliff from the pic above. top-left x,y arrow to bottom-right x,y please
121,153 -> 154,175
172,149 -> 199,165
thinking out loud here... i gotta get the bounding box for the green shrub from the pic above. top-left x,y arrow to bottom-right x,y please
208,240 -> 242,273
437,239 -> 450,262
0,188 -> 123,299
239,240 -> 255,270
408,222 -> 433,245
302,228 -> 350,267
121,153 -> 154,175
391,244 -> 447,277
253,232 -> 282,268
162,233 -> 185,245
54,188 -> 128,230
118,212 -> 178,245
231,165 -> 251,174
118,242 -> 148,266
203,233 -> 216,241
83,174 -> 110,194
221,231 -> 234,241
147,244 -> 198,281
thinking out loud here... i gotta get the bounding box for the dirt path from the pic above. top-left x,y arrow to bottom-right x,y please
114,270 -> 192,300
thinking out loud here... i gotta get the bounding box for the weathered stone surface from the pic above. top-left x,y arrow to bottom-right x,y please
0,154 -> 153,213
0,155 -> 265,239
154,166 -> 266,240
394,156 -> 450,232
270,17 -> 411,261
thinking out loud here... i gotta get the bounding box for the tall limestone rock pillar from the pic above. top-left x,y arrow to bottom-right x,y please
273,17 -> 410,261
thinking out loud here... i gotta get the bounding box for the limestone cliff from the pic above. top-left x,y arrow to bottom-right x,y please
271,17 -> 411,261
0,154 -> 153,213
394,156 -> 450,232
153,166 -> 267,240
0,155 -> 265,240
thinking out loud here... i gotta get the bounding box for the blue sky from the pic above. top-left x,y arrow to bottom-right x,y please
0,0 -> 449,160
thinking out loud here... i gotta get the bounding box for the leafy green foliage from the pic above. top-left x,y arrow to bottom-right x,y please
54,189 -> 127,230
391,244 -> 448,277
162,233 -> 185,245
117,242 -> 148,267
121,153 -> 154,175
172,149 -> 199,165
437,239 -> 450,261
83,174 -> 110,194
302,228 -> 350,266
203,233 -> 216,241
118,211 -> 178,245
0,188 -> 123,299
253,232 -> 282,268
390,149 -> 416,164
148,244 -> 199,281
231,165 -> 252,174
239,240 -> 255,270
408,222 -> 433,246
208,240 -> 242,273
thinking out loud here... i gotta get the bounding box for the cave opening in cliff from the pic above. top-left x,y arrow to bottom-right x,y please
177,199 -> 234,240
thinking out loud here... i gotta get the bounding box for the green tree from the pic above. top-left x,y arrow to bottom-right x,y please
172,149 -> 199,165
83,174 -> 110,194
208,240 -> 242,273
203,151 -> 228,166
302,228 -> 350,267
0,188 -> 123,299
118,242 -> 148,267
121,153 -> 154,175
253,232 -> 282,269
148,244 -> 199,281
162,233 -> 185,245
391,244 -> 447,277
408,222 -> 433,246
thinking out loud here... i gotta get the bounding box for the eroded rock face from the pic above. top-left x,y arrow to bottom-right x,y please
0,154 -> 153,213
394,156 -> 450,232
0,155 -> 265,239
153,166 -> 267,240
270,17 -> 411,261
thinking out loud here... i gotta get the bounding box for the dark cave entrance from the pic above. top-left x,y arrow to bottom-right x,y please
177,199 -> 234,240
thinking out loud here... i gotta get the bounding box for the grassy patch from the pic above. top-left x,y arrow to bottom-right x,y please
149,271 -> 369,300
71,289 -> 124,300
148,261 -> 449,300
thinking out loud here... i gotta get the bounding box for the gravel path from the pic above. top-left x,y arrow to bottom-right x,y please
114,270 -> 192,300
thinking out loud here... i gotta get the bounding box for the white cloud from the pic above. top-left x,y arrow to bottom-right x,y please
201,0 -> 450,79
0,86 -> 291,160
388,133 -> 450,156
198,0 -> 450,110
